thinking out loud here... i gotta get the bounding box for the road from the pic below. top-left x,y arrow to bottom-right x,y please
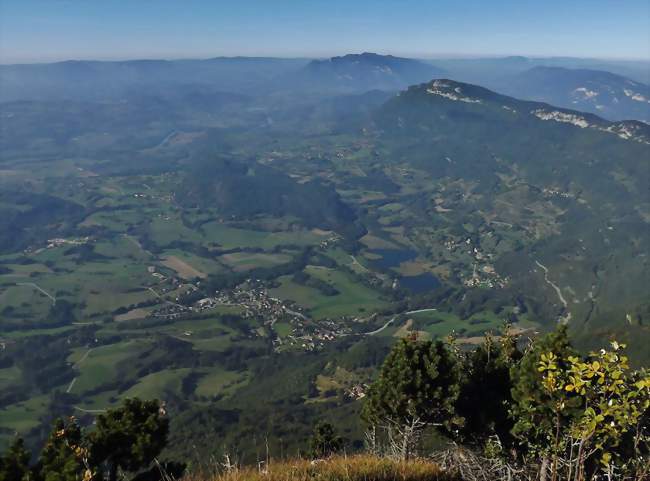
350,255 -> 370,273
284,307 -> 309,321
66,348 -> 94,393
147,286 -> 185,308
123,234 -> 155,258
16,282 -> 56,304
365,317 -> 395,336
535,260 -> 571,324
150,129 -> 178,149
75,348 -> 93,366
73,406 -> 106,414
405,308 -> 437,315
65,378 -> 77,394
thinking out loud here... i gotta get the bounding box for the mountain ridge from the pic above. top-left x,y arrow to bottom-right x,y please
369,77 -> 649,356
300,52 -> 445,91
395,78 -> 650,143
499,66 -> 650,123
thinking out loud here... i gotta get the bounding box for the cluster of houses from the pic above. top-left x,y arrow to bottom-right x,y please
209,281 -> 295,323
542,187 -> 574,199
345,383 -> 368,400
319,234 -> 342,250
133,268 -> 365,352
150,303 -> 191,319
442,235 -> 509,289
278,317 -> 355,352
24,236 -> 91,254
182,280 -> 358,352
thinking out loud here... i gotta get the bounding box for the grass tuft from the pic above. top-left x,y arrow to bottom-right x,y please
184,454 -> 456,481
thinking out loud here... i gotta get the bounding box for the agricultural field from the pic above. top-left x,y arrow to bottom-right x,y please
2,72 -> 647,462
0,157 -> 530,452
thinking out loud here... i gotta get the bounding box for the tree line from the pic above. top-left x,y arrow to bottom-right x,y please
358,325 -> 649,481
2,326 -> 648,481
0,398 -> 176,481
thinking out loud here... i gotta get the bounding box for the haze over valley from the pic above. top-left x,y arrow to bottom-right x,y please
0,2 -> 648,478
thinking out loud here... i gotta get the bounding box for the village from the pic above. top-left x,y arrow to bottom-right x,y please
442,234 -> 509,289
141,272 -> 358,352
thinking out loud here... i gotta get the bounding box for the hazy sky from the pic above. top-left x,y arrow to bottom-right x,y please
1,0 -> 649,63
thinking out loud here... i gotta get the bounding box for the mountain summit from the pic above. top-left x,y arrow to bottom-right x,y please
378,79 -> 649,144
370,79 -> 649,349
503,66 -> 650,123
297,52 -> 445,93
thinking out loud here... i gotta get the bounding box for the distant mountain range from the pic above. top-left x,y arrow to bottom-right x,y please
0,53 -> 443,102
499,66 -> 650,123
429,55 -> 650,86
0,57 -> 310,101
2,53 -> 648,122
291,52 -> 445,93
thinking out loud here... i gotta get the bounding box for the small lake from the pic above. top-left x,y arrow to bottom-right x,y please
369,248 -> 441,294
370,248 -> 418,270
399,272 -> 441,294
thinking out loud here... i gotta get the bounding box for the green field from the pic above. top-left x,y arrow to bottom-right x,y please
273,321 -> 293,337
194,368 -> 251,398
270,266 -> 388,319
0,395 -> 49,433
148,216 -> 204,247
163,249 -> 226,276
0,284 -> 53,323
201,223 -> 325,250
219,251 -> 292,272
122,368 -> 192,399
0,366 -> 20,391
407,309 -> 538,340
69,340 -> 148,394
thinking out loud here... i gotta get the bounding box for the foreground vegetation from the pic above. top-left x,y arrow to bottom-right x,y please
0,398 -> 171,481
188,455 -> 454,481
1,326 -> 647,481
361,327 -> 649,481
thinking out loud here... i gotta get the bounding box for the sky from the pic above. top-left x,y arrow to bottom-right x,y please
1,0 -> 649,64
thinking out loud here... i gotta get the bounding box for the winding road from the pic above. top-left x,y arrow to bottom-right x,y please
535,260 -> 571,324
365,317 -> 395,336
405,308 -> 437,315
16,282 -> 56,304
66,348 -> 94,393
350,255 -> 370,273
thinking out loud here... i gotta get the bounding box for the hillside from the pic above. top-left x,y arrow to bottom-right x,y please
502,66 -> 650,122
370,79 -> 650,355
176,157 -> 359,235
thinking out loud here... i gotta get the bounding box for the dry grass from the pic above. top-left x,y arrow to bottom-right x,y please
161,255 -> 207,279
184,455 -> 456,481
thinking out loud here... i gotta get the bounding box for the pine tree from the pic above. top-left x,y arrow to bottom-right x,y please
88,398 -> 168,481
0,437 -> 31,481
456,331 -> 521,448
37,418 -> 90,481
308,422 -> 343,459
362,338 -> 463,458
